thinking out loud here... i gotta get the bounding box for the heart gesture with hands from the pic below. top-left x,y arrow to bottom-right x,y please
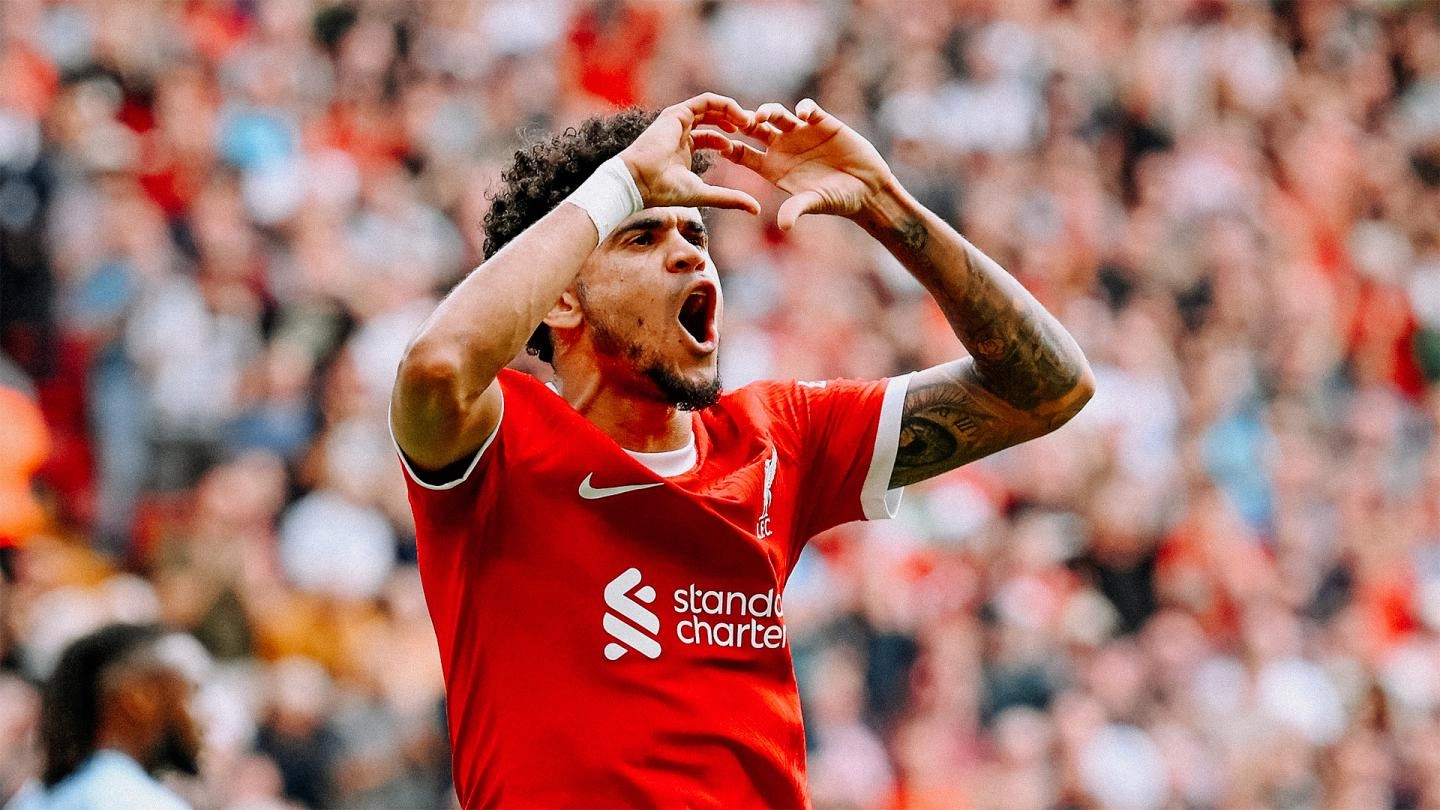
617,93 -> 763,215
723,99 -> 896,231
615,93 -> 896,231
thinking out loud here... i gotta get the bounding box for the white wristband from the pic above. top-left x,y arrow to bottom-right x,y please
565,155 -> 644,242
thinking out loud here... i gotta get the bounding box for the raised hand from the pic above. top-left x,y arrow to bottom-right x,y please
714,99 -> 895,230
617,93 -> 762,215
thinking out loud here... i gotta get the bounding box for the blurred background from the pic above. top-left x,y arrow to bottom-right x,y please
2,0 -> 1440,807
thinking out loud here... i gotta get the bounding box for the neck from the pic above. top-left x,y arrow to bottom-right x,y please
96,726 -> 150,772
552,363 -> 692,453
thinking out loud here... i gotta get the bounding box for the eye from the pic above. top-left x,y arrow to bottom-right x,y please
632,233 -> 654,246
685,232 -> 707,248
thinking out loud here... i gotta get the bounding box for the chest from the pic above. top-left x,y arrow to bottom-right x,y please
512,430 -> 798,564
464,428 -> 806,672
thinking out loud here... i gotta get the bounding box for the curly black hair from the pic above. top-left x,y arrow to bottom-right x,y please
483,108 -> 715,364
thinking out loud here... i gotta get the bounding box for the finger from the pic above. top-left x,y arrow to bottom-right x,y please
718,139 -> 767,174
795,97 -> 825,121
754,102 -> 802,132
674,93 -> 753,129
777,190 -> 824,231
741,119 -> 783,144
691,129 -> 740,153
693,182 -> 761,216
694,110 -> 750,135
691,131 -> 769,178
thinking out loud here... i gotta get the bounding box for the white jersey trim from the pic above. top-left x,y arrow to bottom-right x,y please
860,372 -> 912,520
552,379 -> 698,477
626,430 -> 697,478
389,392 -> 503,492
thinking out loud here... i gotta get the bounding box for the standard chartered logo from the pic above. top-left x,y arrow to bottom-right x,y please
673,584 -> 787,650
603,568 -> 661,660
602,568 -> 789,661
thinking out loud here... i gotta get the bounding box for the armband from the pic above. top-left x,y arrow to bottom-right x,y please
565,156 -> 644,242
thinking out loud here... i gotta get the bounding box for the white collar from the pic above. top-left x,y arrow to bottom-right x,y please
625,429 -> 697,478
548,381 -> 698,477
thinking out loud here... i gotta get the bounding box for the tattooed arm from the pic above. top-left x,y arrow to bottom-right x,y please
855,184 -> 1094,486
730,98 -> 1093,486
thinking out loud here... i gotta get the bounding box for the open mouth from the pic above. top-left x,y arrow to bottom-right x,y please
677,283 -> 717,350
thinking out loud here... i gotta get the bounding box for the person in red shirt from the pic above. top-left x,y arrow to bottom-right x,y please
390,94 -> 1094,808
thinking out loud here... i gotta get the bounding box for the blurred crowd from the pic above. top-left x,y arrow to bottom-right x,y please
2,0 -> 1440,808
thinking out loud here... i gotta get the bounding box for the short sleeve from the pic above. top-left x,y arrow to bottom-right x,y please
785,373 -> 912,539
391,395 -> 502,493
391,368 -> 554,544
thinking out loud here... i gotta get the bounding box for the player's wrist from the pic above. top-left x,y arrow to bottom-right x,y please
566,156 -> 644,243
851,173 -> 911,233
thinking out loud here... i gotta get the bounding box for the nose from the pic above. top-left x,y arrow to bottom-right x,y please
666,233 -> 706,274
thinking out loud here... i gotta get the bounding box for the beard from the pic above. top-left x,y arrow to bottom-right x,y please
149,723 -> 201,777
587,308 -> 722,411
643,363 -> 722,411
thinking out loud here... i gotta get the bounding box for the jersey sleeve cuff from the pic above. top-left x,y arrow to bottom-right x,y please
390,392 -> 503,492
860,372 -> 912,520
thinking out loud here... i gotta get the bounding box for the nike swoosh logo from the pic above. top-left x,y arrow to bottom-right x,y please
578,473 -> 664,500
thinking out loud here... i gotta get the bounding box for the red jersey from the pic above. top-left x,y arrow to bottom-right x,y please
399,368 -> 910,808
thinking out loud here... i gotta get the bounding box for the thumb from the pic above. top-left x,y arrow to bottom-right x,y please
694,182 -> 761,216
777,190 -> 824,231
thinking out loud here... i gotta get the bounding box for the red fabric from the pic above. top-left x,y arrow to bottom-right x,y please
182,0 -> 252,64
310,103 -> 409,175
566,5 -> 660,107
1346,279 -> 1425,399
1353,565 -> 1417,658
34,339 -> 95,527
0,43 -> 59,119
0,386 -> 52,545
403,368 -> 893,808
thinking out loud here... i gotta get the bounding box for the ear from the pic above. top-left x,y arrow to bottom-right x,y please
541,287 -> 584,332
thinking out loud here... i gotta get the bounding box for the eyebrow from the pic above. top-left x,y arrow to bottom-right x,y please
611,217 -> 708,241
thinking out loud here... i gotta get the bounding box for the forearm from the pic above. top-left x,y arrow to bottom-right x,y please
402,202 -> 596,389
391,201 -> 597,468
854,179 -> 1092,413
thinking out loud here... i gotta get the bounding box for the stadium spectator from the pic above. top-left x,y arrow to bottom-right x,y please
9,623 -> 209,810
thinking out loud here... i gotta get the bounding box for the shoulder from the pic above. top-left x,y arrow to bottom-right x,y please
45,753 -> 192,810
723,377 -> 895,417
709,377 -> 893,449
712,379 -> 804,427
721,378 -> 833,409
495,366 -> 556,399
490,367 -> 580,442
